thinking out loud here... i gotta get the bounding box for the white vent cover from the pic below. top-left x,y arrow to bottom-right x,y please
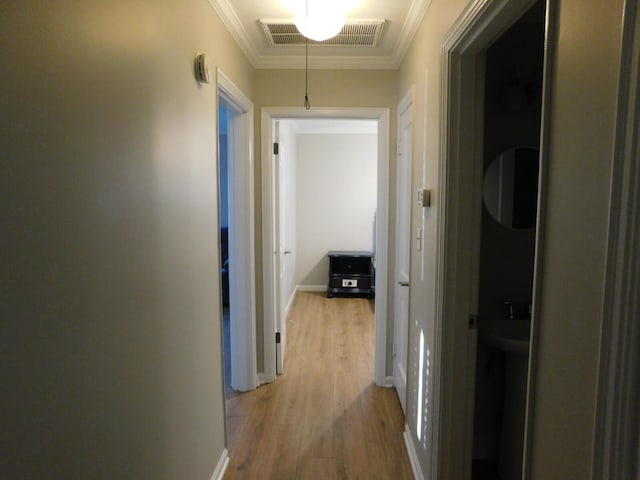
260,19 -> 386,47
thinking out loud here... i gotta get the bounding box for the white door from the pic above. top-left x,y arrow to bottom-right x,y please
277,121 -> 298,376
277,144 -> 288,375
394,94 -> 413,413
272,122 -> 288,375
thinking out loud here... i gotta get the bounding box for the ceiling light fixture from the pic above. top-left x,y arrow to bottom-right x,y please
294,0 -> 345,42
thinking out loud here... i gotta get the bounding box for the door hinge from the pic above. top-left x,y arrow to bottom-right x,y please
275,331 -> 282,375
468,314 -> 478,330
273,142 -> 279,155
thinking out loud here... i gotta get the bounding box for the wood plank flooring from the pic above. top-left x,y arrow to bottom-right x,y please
223,292 -> 413,480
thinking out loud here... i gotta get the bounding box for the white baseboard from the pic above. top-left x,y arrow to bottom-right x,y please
404,428 -> 425,480
384,376 -> 394,388
257,372 -> 267,385
210,448 -> 229,480
296,284 -> 327,293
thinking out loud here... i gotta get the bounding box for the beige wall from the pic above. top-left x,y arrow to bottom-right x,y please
397,1 -> 473,476
0,0 -> 252,477
295,133 -> 378,287
253,68 -> 398,372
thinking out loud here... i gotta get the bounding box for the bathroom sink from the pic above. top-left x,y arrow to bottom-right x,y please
481,319 -> 531,355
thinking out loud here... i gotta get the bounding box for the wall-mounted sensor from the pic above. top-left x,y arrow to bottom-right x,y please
195,53 -> 211,84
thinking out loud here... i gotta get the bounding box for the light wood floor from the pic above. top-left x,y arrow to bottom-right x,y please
223,292 -> 414,480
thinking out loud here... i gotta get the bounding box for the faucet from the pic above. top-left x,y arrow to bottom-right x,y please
503,301 -> 515,320
503,300 -> 532,320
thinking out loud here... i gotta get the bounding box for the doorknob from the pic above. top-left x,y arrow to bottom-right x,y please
398,280 -> 410,287
284,250 -> 292,255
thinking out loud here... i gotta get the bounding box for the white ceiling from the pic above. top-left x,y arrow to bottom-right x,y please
208,0 -> 432,69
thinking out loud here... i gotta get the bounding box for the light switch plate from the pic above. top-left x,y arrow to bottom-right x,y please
417,189 -> 431,208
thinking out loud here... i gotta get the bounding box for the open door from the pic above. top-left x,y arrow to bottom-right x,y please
272,120 -> 299,375
394,90 -> 413,413
273,121 -> 287,374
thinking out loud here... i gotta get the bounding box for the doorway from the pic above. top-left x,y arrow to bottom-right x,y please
261,107 -> 390,386
218,102 -> 233,401
217,70 -> 257,402
273,118 -> 379,374
471,3 -> 545,479
433,0 -> 552,478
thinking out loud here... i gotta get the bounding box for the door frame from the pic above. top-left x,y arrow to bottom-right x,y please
261,106 -> 390,386
435,0 -> 549,478
217,69 -> 258,392
593,0 -> 640,476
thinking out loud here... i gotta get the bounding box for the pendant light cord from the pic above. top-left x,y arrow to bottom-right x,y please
304,36 -> 311,110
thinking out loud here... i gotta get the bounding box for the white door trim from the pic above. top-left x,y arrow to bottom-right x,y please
593,1 -> 640,477
217,69 -> 258,392
435,1 -> 543,479
261,106 -> 390,386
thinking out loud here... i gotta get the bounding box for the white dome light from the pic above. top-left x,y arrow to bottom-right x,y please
294,0 -> 345,41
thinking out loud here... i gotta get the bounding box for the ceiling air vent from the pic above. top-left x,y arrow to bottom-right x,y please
260,19 -> 386,47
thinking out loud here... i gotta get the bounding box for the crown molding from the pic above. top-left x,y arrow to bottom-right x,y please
207,0 -> 261,66
393,0 -> 433,65
209,0 -> 431,70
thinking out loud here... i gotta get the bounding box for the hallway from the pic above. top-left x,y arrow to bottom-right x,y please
224,292 -> 413,479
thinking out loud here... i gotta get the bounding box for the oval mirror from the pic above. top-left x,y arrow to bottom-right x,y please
483,146 -> 539,230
